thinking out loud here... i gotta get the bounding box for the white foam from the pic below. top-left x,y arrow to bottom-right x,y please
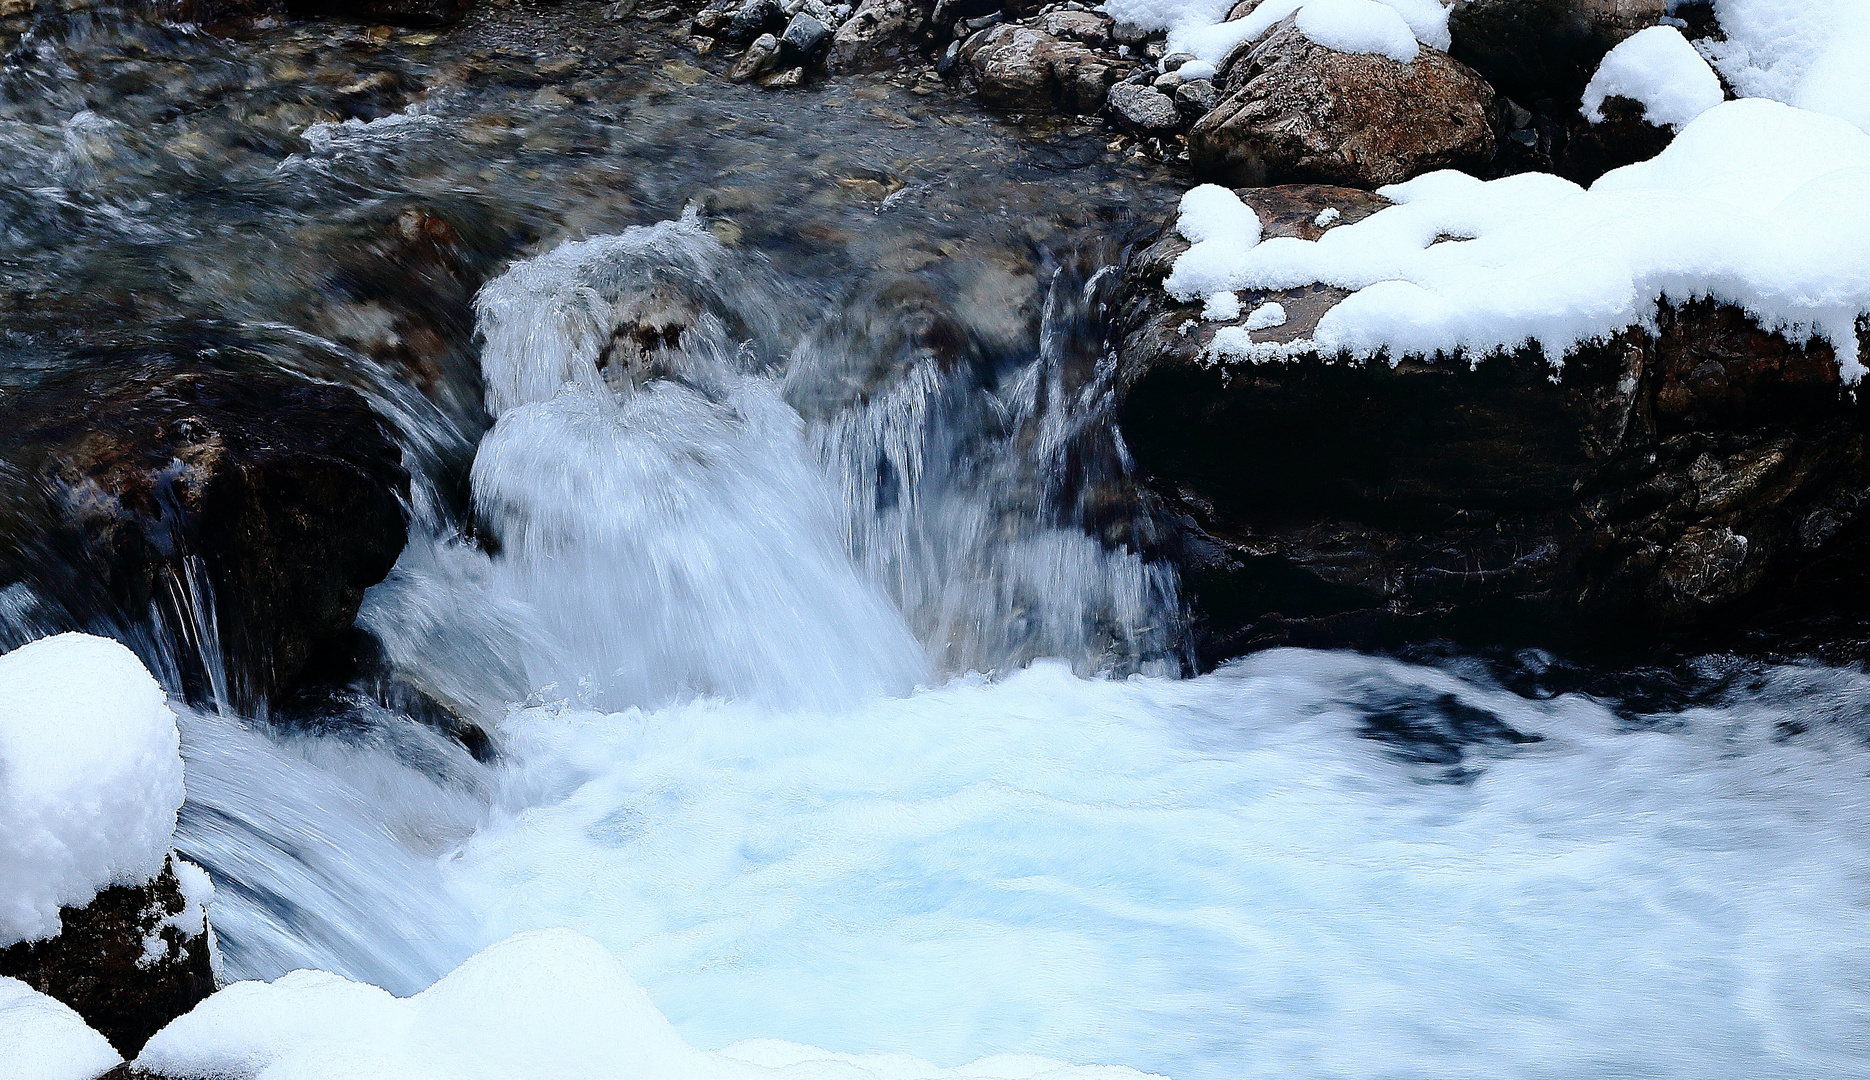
0,977 -> 121,1080
1,633 -> 183,945
438,652 -> 1870,1080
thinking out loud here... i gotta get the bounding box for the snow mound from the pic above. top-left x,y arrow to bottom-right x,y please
1582,25 -> 1725,130
0,976 -> 122,1080
1701,0 -> 1870,134
1295,0 -> 1419,62
0,633 -> 184,946
1166,99 -> 1870,380
137,928 -> 1166,1080
1119,0 -> 1450,67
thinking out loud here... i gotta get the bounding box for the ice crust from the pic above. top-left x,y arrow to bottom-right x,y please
1582,26 -> 1725,130
1110,0 -> 1450,66
0,977 -> 122,1080
0,633 -> 184,945
135,928 -> 1162,1080
1166,100 -> 1870,379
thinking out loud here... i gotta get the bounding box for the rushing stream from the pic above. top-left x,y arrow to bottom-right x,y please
4,2 -> 1870,1077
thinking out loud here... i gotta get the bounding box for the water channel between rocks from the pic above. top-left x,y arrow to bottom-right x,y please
4,4 -> 1870,1079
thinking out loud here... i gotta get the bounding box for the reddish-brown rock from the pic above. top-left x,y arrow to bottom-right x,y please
1189,16 -> 1498,188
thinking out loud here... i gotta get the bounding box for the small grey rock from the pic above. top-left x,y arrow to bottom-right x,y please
1152,69 -> 1183,90
1159,50 -> 1198,71
937,38 -> 961,73
1108,82 -> 1182,134
1174,77 -> 1218,118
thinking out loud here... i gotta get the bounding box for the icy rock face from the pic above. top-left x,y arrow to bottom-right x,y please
1113,183 -> 1870,661
1189,14 -> 1497,187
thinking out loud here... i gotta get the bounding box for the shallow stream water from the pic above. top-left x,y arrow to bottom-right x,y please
4,3 -> 1870,1077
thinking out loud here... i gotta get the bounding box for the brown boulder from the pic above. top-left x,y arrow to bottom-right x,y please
0,857 -> 215,1058
960,22 -> 1135,114
1189,16 -> 1498,188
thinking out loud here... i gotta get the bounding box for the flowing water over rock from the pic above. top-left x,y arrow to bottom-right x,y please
3,3 -> 1870,1078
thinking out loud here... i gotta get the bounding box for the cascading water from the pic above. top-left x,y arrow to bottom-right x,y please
4,6 -> 1869,1076
156,212 -> 1870,1080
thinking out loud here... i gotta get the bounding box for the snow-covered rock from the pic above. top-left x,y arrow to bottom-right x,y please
0,633 -> 183,947
0,977 -> 121,1080
1114,181 -> 1867,658
1188,14 -> 1497,187
2,856 -> 217,1057
1109,0 -> 1453,68
134,928 -> 1166,1080
1170,99 -> 1870,377
1582,25 -> 1724,130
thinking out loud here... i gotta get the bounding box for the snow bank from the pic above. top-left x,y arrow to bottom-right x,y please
0,977 -> 122,1080
1701,0 -> 1870,134
1114,0 -> 1450,67
1164,100 -> 1870,379
137,928 -> 1162,1080
0,633 -> 184,945
1582,25 -> 1724,130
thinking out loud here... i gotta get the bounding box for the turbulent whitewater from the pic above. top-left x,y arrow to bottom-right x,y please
152,214 -> 1870,1080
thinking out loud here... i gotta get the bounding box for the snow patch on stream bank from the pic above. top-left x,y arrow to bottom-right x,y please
1169,100 -> 1870,377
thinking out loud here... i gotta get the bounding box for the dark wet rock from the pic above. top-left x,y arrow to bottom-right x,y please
284,0 -> 470,28
0,857 -> 214,1058
780,11 -> 832,60
1553,95 -> 1680,182
824,0 -> 930,74
1448,0 -> 1666,113
726,0 -> 788,43
0,348 -> 409,710
1114,185 -> 1870,664
960,22 -> 1135,114
1190,15 -> 1498,188
1107,82 -> 1182,135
